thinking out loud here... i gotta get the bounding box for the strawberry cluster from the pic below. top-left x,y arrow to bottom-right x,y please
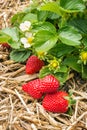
22,74 -> 60,99
22,55 -> 70,113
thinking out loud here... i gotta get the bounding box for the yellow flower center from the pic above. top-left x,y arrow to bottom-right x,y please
52,62 -> 58,68
80,52 -> 87,61
27,37 -> 33,44
50,60 -> 59,68
38,51 -> 45,56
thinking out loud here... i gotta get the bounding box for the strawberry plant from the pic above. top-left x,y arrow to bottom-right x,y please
0,0 -> 87,84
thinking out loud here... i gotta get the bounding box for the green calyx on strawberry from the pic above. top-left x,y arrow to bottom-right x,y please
64,90 -> 76,114
26,55 -> 44,74
42,91 -> 75,113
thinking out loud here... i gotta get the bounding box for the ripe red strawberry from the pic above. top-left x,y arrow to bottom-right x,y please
42,91 -> 69,113
22,79 -> 43,99
26,55 -> 44,74
1,43 -> 10,49
40,75 -> 60,93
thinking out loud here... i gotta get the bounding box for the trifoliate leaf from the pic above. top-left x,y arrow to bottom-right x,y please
58,26 -> 82,46
2,27 -> 19,42
60,0 -> 85,12
33,30 -> 58,52
10,49 -> 31,62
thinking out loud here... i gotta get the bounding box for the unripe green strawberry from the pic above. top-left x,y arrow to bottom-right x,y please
40,75 -> 60,93
22,79 -> 43,99
26,55 -> 44,74
42,91 -> 69,113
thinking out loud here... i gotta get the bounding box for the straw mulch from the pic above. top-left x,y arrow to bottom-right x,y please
0,1 -> 87,130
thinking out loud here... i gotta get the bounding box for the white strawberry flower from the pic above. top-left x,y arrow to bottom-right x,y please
20,32 -> 33,48
25,32 -> 32,37
19,21 -> 31,32
29,0 -> 33,4
20,37 -> 31,48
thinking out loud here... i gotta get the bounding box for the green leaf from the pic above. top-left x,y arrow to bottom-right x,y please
60,0 -> 85,12
70,99 -> 76,105
39,66 -> 68,84
41,2 -> 64,16
8,39 -> 20,49
39,66 -> 52,78
58,65 -> 68,73
34,31 -> 53,43
64,56 -> 81,72
55,72 -> 69,85
2,27 -> 19,42
82,64 -> 87,79
82,37 -> 87,48
37,11 -> 48,21
11,12 -> 26,26
0,31 -> 11,43
22,13 -> 37,23
33,22 -> 56,34
33,30 -> 58,52
10,49 -> 31,62
69,18 -> 87,34
11,12 -> 26,25
49,43 -> 75,57
47,12 -> 60,20
58,26 -> 82,46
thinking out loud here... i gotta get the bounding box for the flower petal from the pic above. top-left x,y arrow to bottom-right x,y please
24,43 -> 31,48
25,32 -> 32,38
24,21 -> 31,28
20,37 -> 31,48
19,21 -> 31,32
20,37 -> 27,44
